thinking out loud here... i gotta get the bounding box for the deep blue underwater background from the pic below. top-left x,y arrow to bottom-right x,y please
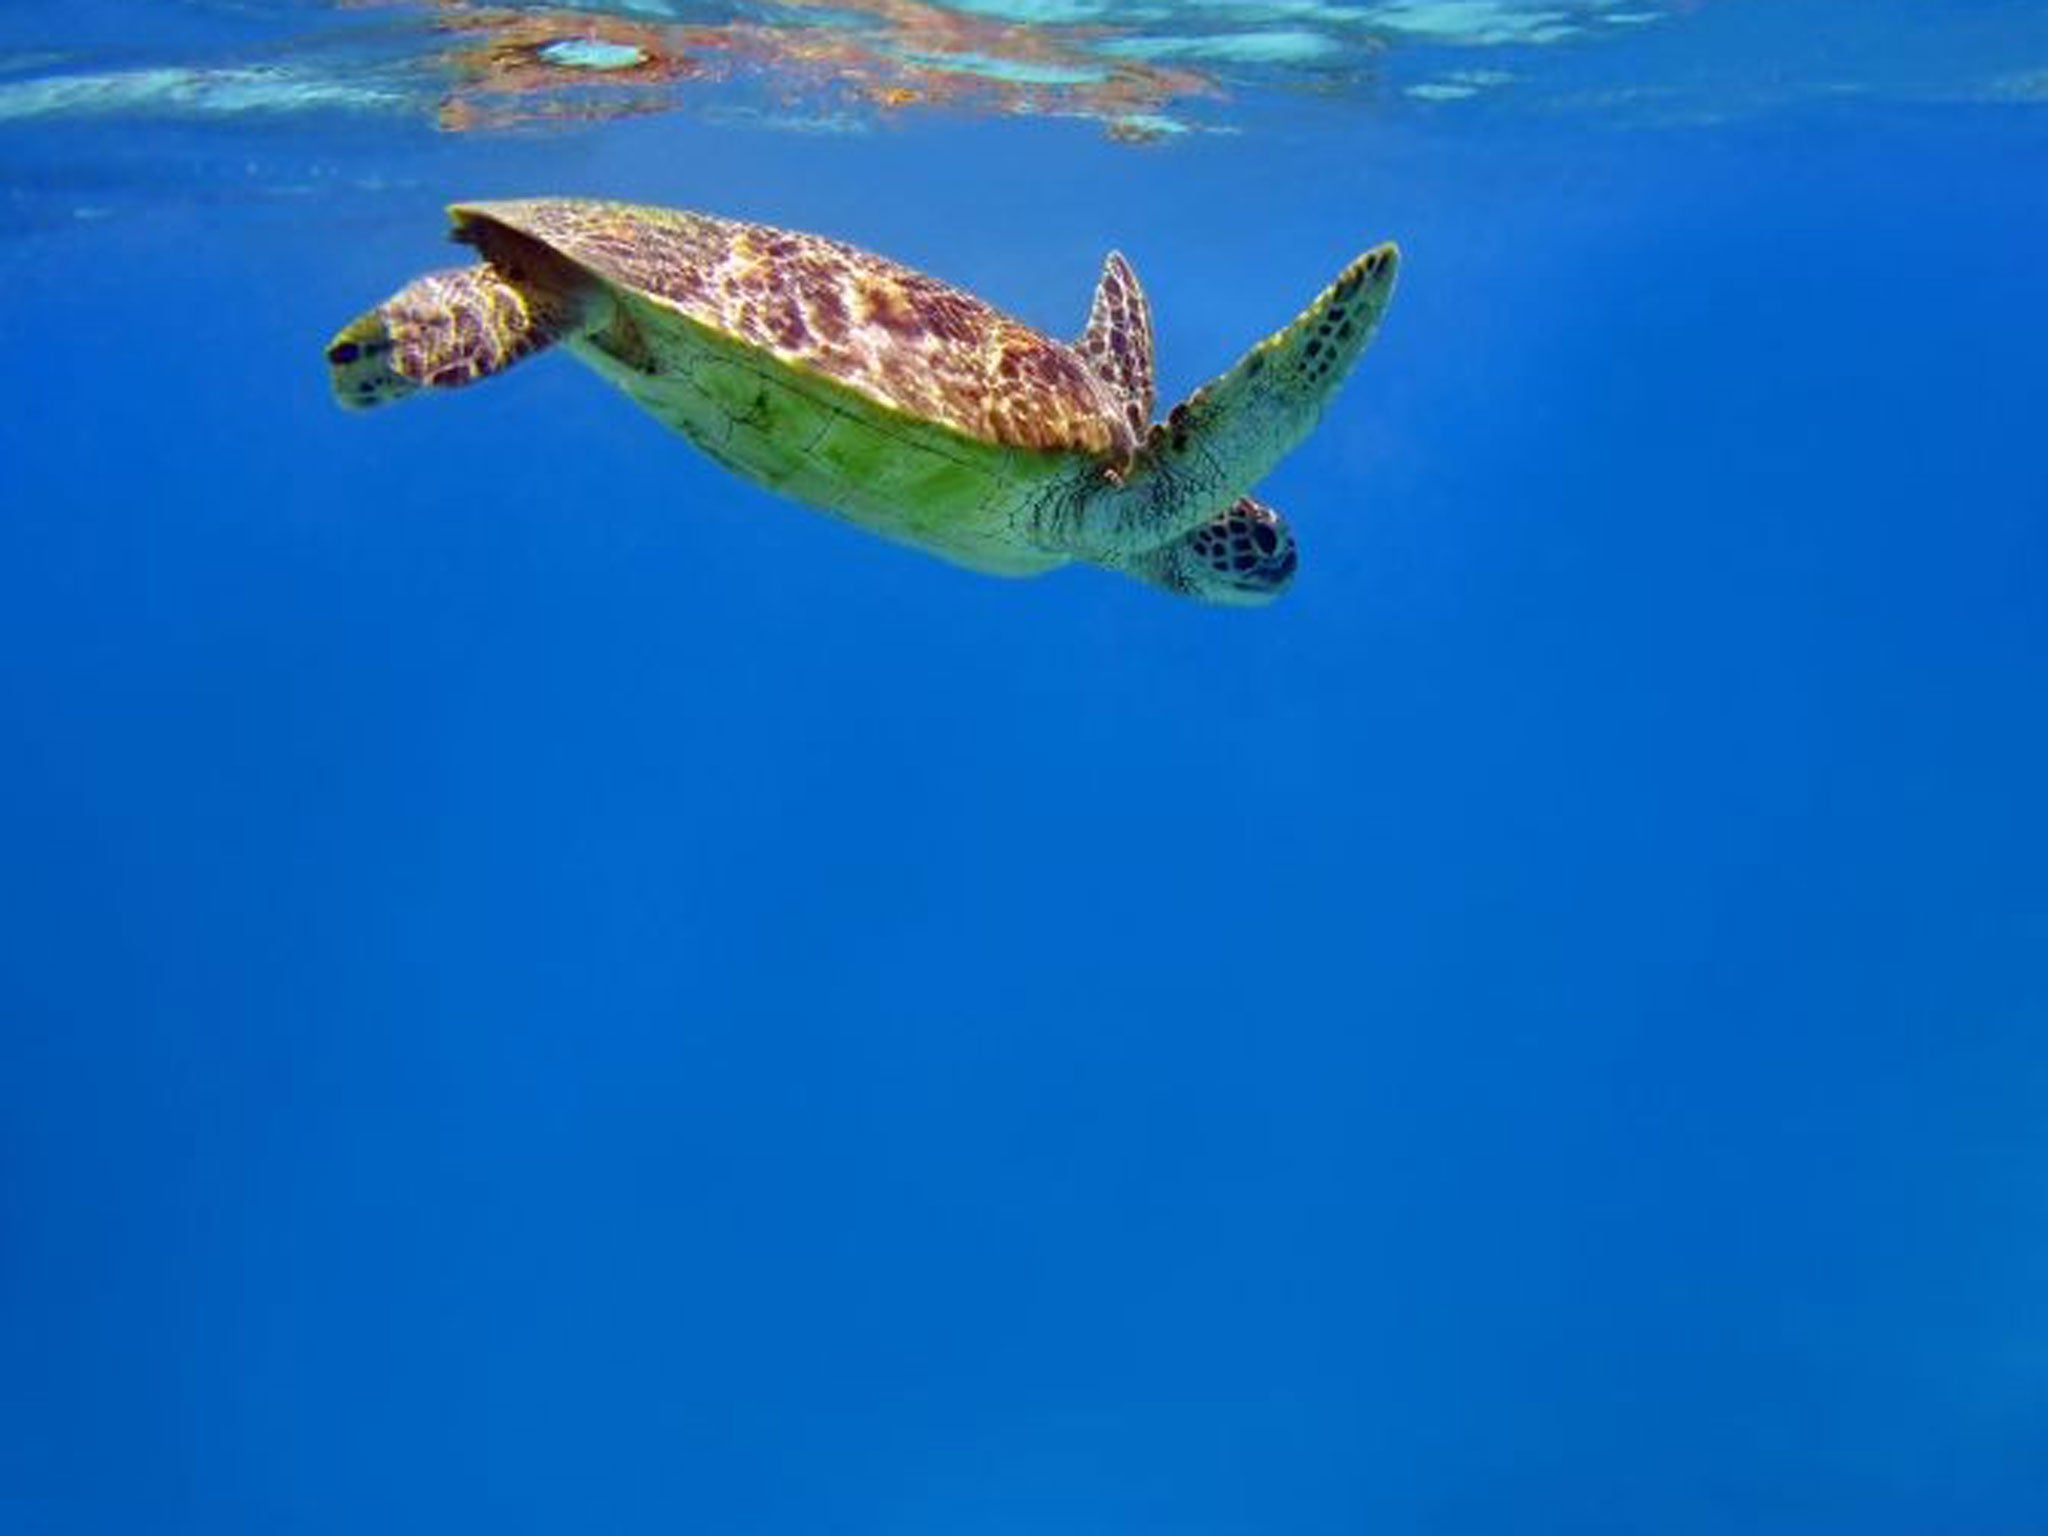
3,7 -> 2048,1534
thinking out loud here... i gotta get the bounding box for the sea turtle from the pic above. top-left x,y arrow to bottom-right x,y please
326,198 -> 1398,604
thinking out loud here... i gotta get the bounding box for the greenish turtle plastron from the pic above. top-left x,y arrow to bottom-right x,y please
326,199 -> 1399,606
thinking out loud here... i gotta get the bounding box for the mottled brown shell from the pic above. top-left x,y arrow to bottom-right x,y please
449,198 -> 1131,460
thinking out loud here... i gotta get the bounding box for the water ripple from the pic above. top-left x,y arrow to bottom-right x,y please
0,0 -> 2042,142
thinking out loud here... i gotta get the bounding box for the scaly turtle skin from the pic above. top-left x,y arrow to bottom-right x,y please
326,198 -> 1398,604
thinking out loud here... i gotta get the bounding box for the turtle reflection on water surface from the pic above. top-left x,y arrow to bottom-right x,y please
326,199 -> 1398,605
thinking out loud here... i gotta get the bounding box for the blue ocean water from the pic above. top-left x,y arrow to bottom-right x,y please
3,3 -> 2047,1532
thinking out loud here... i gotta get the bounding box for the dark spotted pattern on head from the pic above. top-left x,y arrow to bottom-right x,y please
448,198 -> 1132,460
1074,251 -> 1155,443
1185,497 -> 1298,597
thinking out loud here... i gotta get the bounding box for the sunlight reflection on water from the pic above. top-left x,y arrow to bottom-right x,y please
1,0 -> 1684,138
1,0 -> 2044,153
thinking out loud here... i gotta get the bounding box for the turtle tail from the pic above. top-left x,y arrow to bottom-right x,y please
324,264 -> 576,411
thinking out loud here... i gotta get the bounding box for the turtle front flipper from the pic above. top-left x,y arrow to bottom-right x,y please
1166,241 -> 1399,488
1074,250 -> 1155,444
1060,241 -> 1398,560
324,263 -> 586,411
1116,497 -> 1298,607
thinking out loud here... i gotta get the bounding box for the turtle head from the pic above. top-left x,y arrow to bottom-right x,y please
1121,497 -> 1299,607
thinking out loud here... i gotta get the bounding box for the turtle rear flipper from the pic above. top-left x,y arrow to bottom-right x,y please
324,310 -> 416,410
324,264 -> 586,410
